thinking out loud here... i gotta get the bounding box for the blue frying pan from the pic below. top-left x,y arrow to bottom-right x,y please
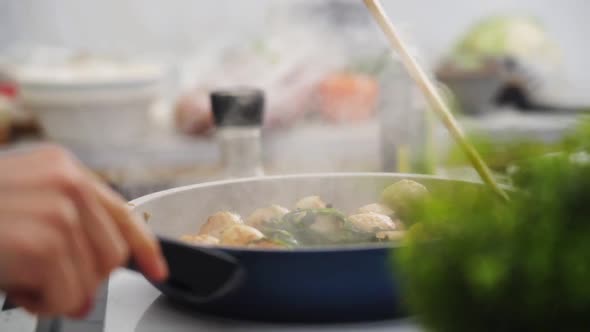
129,173 -> 480,322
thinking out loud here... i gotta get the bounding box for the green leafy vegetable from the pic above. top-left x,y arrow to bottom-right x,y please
451,15 -> 561,70
396,119 -> 590,331
260,229 -> 299,248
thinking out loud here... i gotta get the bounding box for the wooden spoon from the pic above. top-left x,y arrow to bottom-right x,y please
363,0 -> 509,201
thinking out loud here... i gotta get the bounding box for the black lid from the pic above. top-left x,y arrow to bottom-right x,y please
210,88 -> 264,127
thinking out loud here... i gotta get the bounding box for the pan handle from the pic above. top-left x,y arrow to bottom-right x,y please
127,237 -> 244,304
3,238 -> 243,312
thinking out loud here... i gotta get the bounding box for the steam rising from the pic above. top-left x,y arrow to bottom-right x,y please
177,1 -> 428,176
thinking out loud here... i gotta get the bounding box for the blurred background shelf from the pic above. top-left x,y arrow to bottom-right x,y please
2,107 -> 579,199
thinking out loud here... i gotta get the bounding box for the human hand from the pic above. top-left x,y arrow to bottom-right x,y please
0,145 -> 168,318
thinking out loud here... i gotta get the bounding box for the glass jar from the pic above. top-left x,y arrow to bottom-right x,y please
377,53 -> 436,174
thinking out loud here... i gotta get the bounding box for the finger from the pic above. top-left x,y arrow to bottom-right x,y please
75,186 -> 129,278
90,178 -> 168,281
69,297 -> 94,319
0,145 -> 102,192
8,292 -> 44,315
0,146 -> 130,277
0,144 -> 71,187
0,218 -> 84,316
68,224 -> 100,306
0,145 -> 147,279
0,217 -> 46,292
37,257 -> 83,316
0,190 -> 100,300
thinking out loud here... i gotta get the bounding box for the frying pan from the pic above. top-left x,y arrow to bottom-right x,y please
130,173 -> 485,322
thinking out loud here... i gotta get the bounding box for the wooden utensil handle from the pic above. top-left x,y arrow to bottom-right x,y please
363,0 -> 508,201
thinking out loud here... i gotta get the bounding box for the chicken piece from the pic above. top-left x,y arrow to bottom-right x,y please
356,203 -> 394,217
355,203 -> 407,230
246,205 -> 289,230
375,230 -> 405,242
179,234 -> 220,246
348,212 -> 397,234
199,211 -> 243,238
220,224 -> 265,247
295,196 -> 327,210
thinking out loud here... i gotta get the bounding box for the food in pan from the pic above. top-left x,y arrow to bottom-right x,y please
179,234 -> 219,246
198,211 -> 243,238
179,179 -> 429,249
246,205 -> 290,230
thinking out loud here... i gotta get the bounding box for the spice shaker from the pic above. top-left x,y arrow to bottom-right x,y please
211,88 -> 265,178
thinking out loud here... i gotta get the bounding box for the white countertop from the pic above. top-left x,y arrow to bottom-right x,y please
0,296 -> 37,332
105,270 -> 421,332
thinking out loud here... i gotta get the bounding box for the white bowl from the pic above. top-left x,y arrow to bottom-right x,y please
16,60 -> 164,145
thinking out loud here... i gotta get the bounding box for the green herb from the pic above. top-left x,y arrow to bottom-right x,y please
260,229 -> 299,248
395,118 -> 590,331
445,116 -> 590,173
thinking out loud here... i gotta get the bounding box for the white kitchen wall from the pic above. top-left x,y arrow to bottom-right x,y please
1,0 -> 588,89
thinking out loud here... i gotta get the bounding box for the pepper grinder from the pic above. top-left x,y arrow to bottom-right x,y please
211,88 -> 265,178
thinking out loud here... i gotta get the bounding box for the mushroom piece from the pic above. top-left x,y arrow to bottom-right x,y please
220,224 -> 265,247
179,234 -> 220,246
199,211 -> 243,238
356,203 -> 394,217
348,212 -> 397,234
295,196 -> 327,210
246,205 -> 289,230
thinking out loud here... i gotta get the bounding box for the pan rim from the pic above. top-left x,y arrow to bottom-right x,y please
129,172 -> 496,253
130,172 -> 487,206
